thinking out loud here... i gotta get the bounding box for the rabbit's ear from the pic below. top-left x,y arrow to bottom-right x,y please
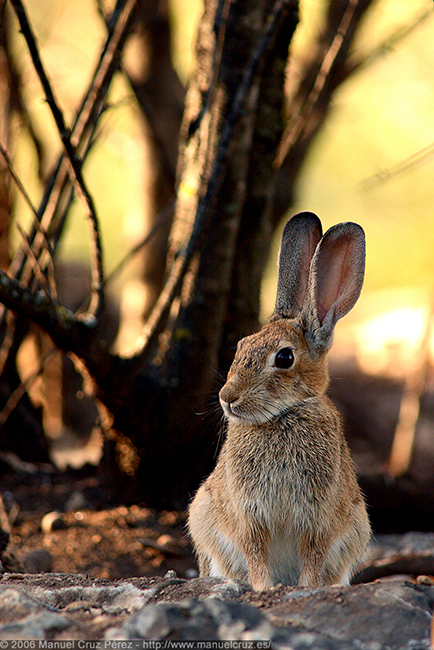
304,222 -> 365,351
274,212 -> 323,319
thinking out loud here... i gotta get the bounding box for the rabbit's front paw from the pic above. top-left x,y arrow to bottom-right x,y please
248,564 -> 274,591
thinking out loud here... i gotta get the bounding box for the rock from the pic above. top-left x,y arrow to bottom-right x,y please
0,573 -> 431,647
268,581 -> 433,649
0,588 -> 70,639
107,599 -> 275,642
40,511 -> 64,533
21,549 -> 52,574
208,579 -> 248,599
65,491 -> 86,511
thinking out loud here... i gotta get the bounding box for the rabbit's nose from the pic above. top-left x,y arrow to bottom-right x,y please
219,381 -> 240,405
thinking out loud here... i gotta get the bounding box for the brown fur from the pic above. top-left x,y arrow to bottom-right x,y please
188,214 -> 371,590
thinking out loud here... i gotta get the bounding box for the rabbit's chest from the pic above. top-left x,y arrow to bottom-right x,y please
238,453 -> 313,522
226,422 -> 336,522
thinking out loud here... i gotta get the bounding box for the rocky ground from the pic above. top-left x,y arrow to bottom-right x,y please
0,464 -> 197,580
1,570 -> 434,645
1,463 -> 434,646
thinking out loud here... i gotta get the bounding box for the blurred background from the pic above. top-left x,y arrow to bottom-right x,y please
2,0 -> 434,482
6,0 -> 434,374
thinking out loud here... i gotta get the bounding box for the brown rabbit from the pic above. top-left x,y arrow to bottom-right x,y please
188,212 -> 371,590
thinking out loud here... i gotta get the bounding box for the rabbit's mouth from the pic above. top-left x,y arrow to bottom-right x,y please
220,399 -> 239,420
220,398 -> 255,422
220,396 -> 282,425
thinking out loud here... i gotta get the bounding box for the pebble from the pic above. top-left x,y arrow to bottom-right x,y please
65,491 -> 86,511
41,511 -> 64,533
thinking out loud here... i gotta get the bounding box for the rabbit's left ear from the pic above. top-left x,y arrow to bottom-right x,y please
303,222 -> 365,352
273,212 -> 323,319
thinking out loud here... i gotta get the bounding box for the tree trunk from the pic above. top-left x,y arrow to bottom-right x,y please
105,0 -> 300,505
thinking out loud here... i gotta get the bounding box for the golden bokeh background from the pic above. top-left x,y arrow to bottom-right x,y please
7,0 -> 434,376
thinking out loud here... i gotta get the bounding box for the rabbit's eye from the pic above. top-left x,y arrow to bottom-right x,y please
274,347 -> 294,369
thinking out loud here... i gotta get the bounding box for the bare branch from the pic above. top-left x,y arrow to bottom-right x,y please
271,0 -> 375,224
0,140 -> 38,216
9,0 -> 105,320
344,5 -> 434,80
276,0 -> 361,167
15,224 -> 56,304
361,140 -> 434,189
0,348 -> 56,429
5,0 -> 139,330
104,200 -> 175,288
0,140 -> 57,299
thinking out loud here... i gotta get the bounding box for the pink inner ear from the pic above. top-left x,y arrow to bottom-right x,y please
316,240 -> 351,324
294,227 -> 323,313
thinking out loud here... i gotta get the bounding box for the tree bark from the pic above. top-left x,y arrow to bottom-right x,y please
109,0 -> 300,504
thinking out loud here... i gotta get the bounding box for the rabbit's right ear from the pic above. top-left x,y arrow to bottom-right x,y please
302,222 -> 366,353
273,212 -> 323,319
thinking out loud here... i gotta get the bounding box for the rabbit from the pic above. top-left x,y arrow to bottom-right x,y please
188,211 -> 371,591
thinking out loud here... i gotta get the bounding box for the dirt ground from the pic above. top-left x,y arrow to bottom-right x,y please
0,463 -> 198,580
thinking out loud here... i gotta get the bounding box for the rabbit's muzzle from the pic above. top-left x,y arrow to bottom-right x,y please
219,381 -> 242,419
219,377 -> 283,425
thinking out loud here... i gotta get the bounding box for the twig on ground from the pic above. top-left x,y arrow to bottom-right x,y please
353,551 -> 434,584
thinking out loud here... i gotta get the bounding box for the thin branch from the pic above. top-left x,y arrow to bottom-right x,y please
19,0 -> 138,257
276,0 -> 360,167
344,5 -> 434,80
71,0 -> 139,159
6,0 -> 138,283
9,0 -> 105,321
276,3 -> 434,176
104,200 -> 175,288
0,140 -> 38,216
0,348 -> 56,429
361,140 -> 434,189
0,1 -> 138,386
6,0 -> 138,326
16,223 -> 56,303
0,140 -> 57,298
133,0 -> 295,362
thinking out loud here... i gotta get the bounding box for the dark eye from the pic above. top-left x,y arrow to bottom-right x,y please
274,347 -> 294,369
